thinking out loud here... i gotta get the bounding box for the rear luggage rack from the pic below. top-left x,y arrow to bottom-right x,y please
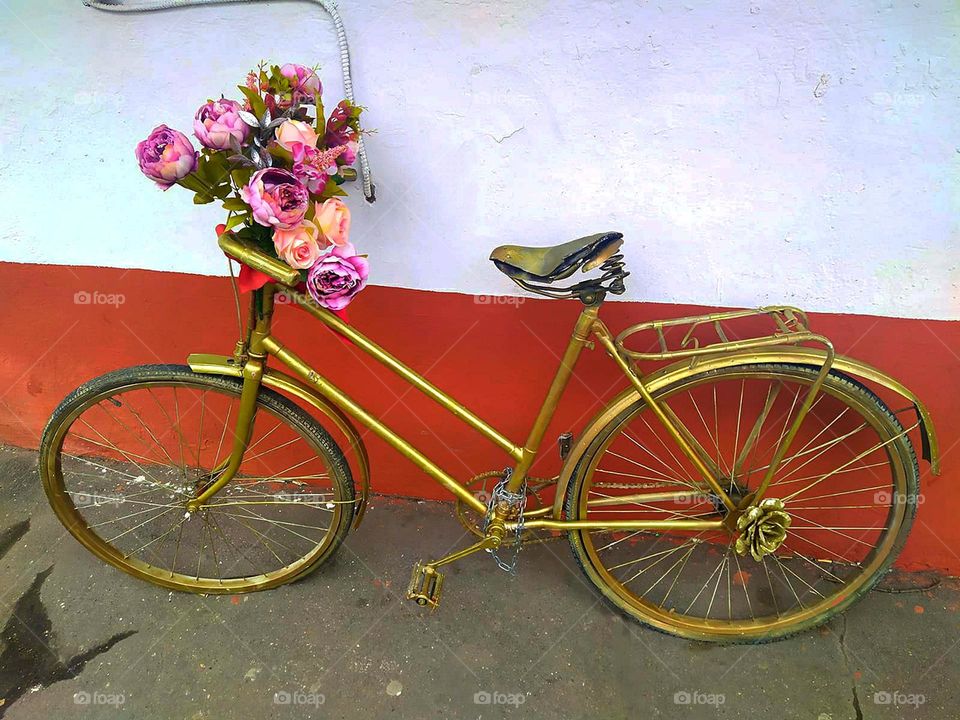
614,306 -> 822,363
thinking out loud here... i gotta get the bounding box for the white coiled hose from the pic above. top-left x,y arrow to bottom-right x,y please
83,0 -> 376,202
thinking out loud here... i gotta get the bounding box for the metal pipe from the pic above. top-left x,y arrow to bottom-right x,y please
83,0 -> 376,202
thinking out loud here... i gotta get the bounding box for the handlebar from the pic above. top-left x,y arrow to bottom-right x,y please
218,233 -> 301,286
217,168 -> 356,285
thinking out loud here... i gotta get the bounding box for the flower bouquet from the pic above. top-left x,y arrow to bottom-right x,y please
135,62 -> 368,310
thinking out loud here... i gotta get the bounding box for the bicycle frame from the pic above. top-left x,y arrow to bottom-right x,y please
184,279 -> 864,536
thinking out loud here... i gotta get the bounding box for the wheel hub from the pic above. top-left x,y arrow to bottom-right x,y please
734,497 -> 791,561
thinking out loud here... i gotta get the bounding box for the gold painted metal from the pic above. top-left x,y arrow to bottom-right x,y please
566,361 -> 917,642
40,373 -> 347,594
734,498 -> 792,561
506,304 -> 598,493
187,353 -> 372,528
260,334 -> 490,516
286,290 -> 523,461
218,232 -> 299,286
187,284 -> 278,510
614,306 -> 838,500
41,230 -> 938,636
407,561 -> 445,608
593,325 -> 738,511
514,518 -> 724,532
204,233 -> 938,574
550,345 -> 940,520
585,489 -> 709,508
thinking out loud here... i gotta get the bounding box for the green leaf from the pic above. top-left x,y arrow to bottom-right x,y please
320,178 -> 347,198
210,183 -> 233,200
268,145 -> 293,165
225,213 -> 247,230
237,85 -> 266,118
231,168 -> 253,189
176,173 -> 208,194
222,197 -> 249,211
194,152 -> 232,192
193,193 -> 215,205
315,95 -> 325,133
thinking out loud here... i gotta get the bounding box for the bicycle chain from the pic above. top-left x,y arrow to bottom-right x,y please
592,481 -> 679,490
482,469 -> 527,574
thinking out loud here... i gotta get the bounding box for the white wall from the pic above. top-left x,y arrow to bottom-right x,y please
1,0 -> 957,319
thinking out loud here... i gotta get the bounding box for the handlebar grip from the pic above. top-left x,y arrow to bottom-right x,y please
218,233 -> 300,286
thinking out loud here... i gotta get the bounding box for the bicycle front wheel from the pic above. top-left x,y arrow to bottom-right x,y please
40,365 -> 355,593
565,363 -> 919,643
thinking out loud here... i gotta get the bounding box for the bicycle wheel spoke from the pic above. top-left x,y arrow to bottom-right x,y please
729,381 -> 745,483
105,506 -> 178,544
733,380 -> 780,477
659,540 -> 700,608
124,401 -> 179,469
125,513 -> 190,560
148,387 -> 187,476
689,389 -> 725,476
782,423 -> 917,502
732,551 -> 754,620
604,447 -> 688,485
780,543 -> 848,583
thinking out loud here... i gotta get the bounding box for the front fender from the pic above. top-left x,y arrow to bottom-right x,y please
187,353 -> 371,529
551,346 -> 940,519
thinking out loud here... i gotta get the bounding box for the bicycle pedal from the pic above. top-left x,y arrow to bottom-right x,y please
406,561 -> 444,609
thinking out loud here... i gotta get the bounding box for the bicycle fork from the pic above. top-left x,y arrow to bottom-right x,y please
186,287 -> 276,512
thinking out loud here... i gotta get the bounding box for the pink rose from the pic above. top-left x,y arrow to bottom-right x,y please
313,197 -> 351,247
273,222 -> 321,270
240,168 -> 309,229
135,124 -> 197,190
279,63 -> 321,100
275,119 -> 319,153
306,243 -> 369,310
193,98 -> 251,150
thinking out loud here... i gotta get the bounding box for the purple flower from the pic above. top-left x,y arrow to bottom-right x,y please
279,63 -> 321,101
240,168 -> 309,229
306,243 -> 369,310
193,98 -> 251,150
135,124 -> 197,189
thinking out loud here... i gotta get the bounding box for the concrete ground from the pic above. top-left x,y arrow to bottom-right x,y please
0,444 -> 957,720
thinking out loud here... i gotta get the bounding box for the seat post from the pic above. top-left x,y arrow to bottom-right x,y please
506,302 -> 601,493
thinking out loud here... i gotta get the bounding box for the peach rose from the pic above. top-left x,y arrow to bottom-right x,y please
313,197 -> 351,247
273,221 -> 321,270
275,119 -> 319,152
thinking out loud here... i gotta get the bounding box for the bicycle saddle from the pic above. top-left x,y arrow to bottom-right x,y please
489,232 -> 623,283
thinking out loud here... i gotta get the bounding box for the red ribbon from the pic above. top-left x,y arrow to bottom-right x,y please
217,224 -> 351,327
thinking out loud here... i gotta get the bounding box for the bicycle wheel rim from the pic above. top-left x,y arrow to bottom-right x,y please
571,365 -> 915,641
41,371 -> 350,593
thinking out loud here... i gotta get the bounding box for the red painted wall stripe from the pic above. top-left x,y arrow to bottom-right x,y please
1,261 -> 957,573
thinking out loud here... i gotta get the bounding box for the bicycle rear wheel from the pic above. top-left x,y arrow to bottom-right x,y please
40,364 -> 355,593
565,363 -> 919,642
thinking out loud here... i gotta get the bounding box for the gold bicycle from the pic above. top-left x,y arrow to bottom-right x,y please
39,230 -> 939,642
